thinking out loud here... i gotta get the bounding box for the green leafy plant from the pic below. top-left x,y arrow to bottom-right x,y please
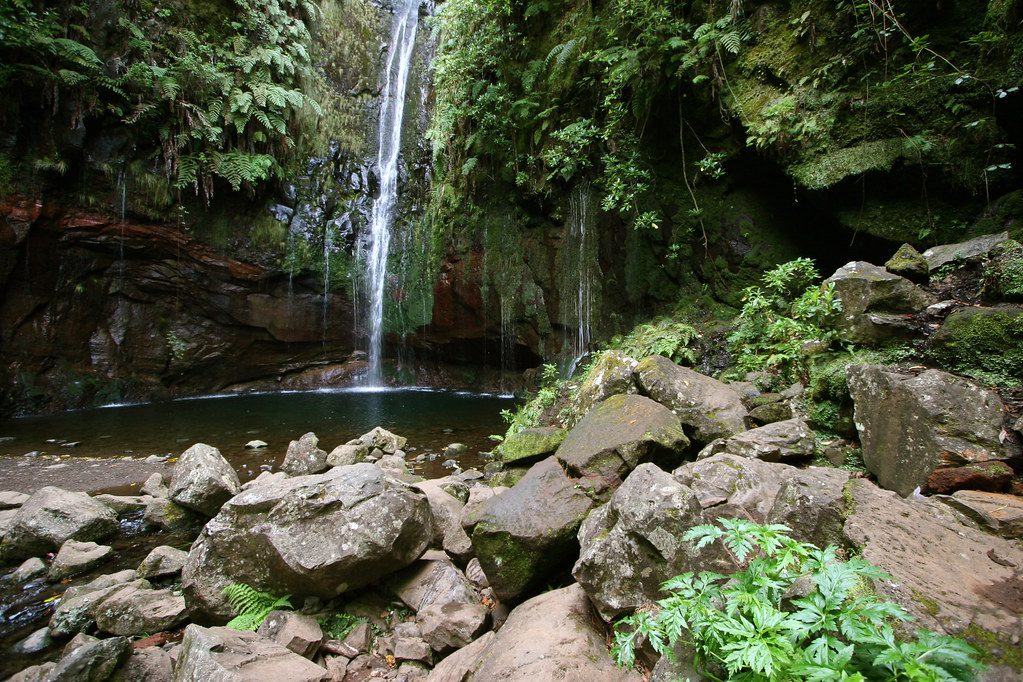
500,363 -> 563,437
319,611 -> 368,640
612,518 -> 983,681
727,259 -> 841,386
223,582 -> 293,631
607,317 -> 701,366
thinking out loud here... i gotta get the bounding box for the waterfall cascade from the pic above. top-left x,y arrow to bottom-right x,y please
363,0 -> 422,386
559,182 -> 599,376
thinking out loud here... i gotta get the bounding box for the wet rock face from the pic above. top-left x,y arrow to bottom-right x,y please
847,365 -> 1008,497
181,463 -> 432,621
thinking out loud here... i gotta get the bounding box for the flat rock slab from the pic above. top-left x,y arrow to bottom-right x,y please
923,231 -> 1011,271
843,478 -> 1023,639
471,457 -> 593,601
941,490 -> 1023,538
463,584 -> 643,681
173,624 -> 330,681
634,355 -> 747,445
697,418 -> 815,463
0,491 -> 29,509
556,393 -> 688,496
137,545 -> 189,580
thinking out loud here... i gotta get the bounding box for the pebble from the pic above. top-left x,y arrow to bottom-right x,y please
62,441 -> 81,448
259,464 -> 273,472
24,451 -> 40,458
144,455 -> 169,463
245,440 -> 269,449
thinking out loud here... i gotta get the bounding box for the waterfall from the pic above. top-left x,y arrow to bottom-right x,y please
364,0 -> 421,386
560,182 -> 598,376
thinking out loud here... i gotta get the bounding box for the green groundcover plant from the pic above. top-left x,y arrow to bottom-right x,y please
612,518 -> 983,681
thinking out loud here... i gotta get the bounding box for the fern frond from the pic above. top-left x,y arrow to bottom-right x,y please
222,582 -> 293,631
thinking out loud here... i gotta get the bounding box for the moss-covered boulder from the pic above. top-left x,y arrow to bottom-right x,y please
981,240 -> 1023,302
470,457 -> 593,602
634,355 -> 747,445
885,243 -> 929,282
555,394 -> 689,498
823,261 -> 935,344
566,350 -> 638,427
929,305 -> 1023,386
498,427 -> 566,466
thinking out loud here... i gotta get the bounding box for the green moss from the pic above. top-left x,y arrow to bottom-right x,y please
911,589 -> 941,618
983,240 -> 1023,300
929,306 -> 1023,386
790,139 -> 912,190
960,624 -> 1023,670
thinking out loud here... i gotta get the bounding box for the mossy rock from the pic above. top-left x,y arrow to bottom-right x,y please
885,243 -> 929,282
498,427 -> 567,465
982,239 -> 1023,301
929,305 -> 1023,387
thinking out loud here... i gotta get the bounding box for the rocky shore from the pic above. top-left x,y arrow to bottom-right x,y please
1,232 -> 1021,681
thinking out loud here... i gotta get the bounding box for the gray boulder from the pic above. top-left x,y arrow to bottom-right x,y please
471,457 -> 593,601
455,584 -> 643,681
0,491 -> 29,509
568,350 -> 639,425
49,636 -> 132,682
923,231 -> 1010,271
0,487 -> 117,563
12,556 -> 47,582
390,557 -> 487,652
281,432 -> 329,477
847,365 -> 1007,496
93,494 -> 152,514
92,580 -> 189,636
141,473 -> 168,498
358,427 -> 407,454
137,545 -> 189,580
414,480 -> 472,560
673,454 -> 789,521
573,464 -> 707,621
697,418 -> 815,463
326,442 -> 370,468
939,490 -> 1023,538
257,610 -> 324,658
556,393 -> 689,497
143,497 -> 204,531
823,261 -> 935,344
498,427 -> 567,466
13,627 -> 52,655
181,463 -> 432,621
173,624 -> 330,681
48,540 -> 113,581
49,571 -> 138,637
168,443 -> 241,517
635,355 -> 747,445
5,663 -> 55,682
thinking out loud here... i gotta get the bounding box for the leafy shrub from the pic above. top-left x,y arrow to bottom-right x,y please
499,363 -> 563,438
607,317 -> 701,366
319,611 -> 367,640
223,582 -> 292,631
727,259 -> 841,386
612,518 -> 983,681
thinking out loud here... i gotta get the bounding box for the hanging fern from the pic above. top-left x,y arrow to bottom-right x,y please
223,582 -> 293,632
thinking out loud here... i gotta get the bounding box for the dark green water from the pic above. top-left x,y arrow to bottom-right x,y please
0,388 -> 515,480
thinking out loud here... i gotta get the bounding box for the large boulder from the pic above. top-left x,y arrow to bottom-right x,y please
0,487 -> 117,563
823,261 -> 935,344
168,443 -> 241,517
48,636 -> 132,682
173,624 -> 330,681
672,454 -> 790,521
357,427 -> 407,454
182,463 -> 432,621
91,581 -> 189,636
498,427 -> 566,466
567,350 -> 639,425
281,432 -> 329,477
449,584 -> 643,681
635,355 -> 747,445
573,464 -> 707,621
555,393 -> 689,496
471,457 -> 593,601
390,556 -> 488,652
697,418 -> 815,463
413,480 -> 472,560
136,545 -> 189,580
49,571 -> 139,637
847,365 -> 1008,496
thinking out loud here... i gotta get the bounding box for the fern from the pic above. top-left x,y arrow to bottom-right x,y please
223,582 -> 293,631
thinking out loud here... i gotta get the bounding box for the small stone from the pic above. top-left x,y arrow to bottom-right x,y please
137,545 -> 189,580
245,440 -> 268,449
443,443 -> 468,458
24,451 -> 40,458
143,455 -> 168,464
141,473 -> 168,498
48,540 -> 113,581
12,557 -> 47,582
93,494 -> 151,514
885,243 -> 929,281
0,491 -> 29,509
14,627 -> 52,654
62,442 -> 81,448
341,622 -> 372,655
441,459 -> 459,470
257,610 -> 324,659
63,633 -> 99,657
393,637 -> 431,663
927,300 -> 957,318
